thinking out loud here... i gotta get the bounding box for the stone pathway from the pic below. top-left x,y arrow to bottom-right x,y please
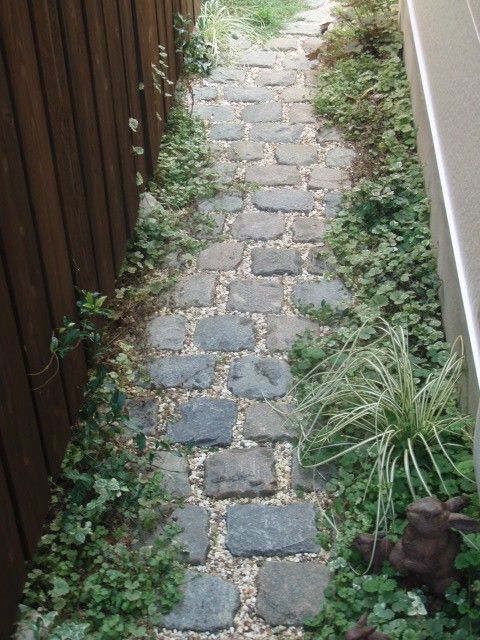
133,1 -> 355,638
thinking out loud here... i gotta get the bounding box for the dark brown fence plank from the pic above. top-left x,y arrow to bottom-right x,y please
59,0 -> 117,294
162,1 -> 179,89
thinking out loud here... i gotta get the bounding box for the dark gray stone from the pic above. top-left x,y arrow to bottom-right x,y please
250,123 -> 303,143
306,248 -> 331,274
257,69 -> 297,86
267,36 -> 298,50
152,451 -> 190,498
198,241 -> 244,271
253,189 -> 314,213
193,104 -> 235,122
228,356 -> 292,399
326,146 -> 356,168
146,315 -> 186,350
226,503 -> 319,556
251,248 -> 302,276
303,37 -> 324,54
283,54 -> 311,71
280,86 -> 312,103
245,165 -> 300,186
198,213 -> 226,238
292,217 -> 326,242
163,573 -> 240,631
275,144 -> 317,166
170,506 -> 209,565
241,49 -> 276,67
213,161 -> 237,185
193,86 -> 218,101
231,212 -> 285,240
210,67 -> 247,83
139,192 -> 160,213
243,402 -> 294,442
291,454 -> 334,492
266,315 -> 318,351
289,103 -> 315,123
209,123 -> 244,141
125,397 -> 158,435
316,126 -> 342,143
309,166 -> 349,190
282,21 -> 321,36
227,280 -> 283,312
228,141 -> 264,161
223,86 -> 273,102
171,274 -> 216,308
205,447 -> 276,498
148,355 -> 216,390
194,315 -> 255,351
324,191 -> 343,218
293,279 -> 350,310
257,561 -> 330,626
241,103 -> 283,123
166,398 -> 237,447
198,194 -> 243,213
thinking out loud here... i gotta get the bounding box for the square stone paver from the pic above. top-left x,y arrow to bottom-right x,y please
228,356 -> 292,399
170,506 -> 210,565
205,448 -> 276,498
213,162 -> 237,185
148,355 -> 215,390
306,248 -> 333,275
251,248 -> 302,275
293,279 -> 350,310
193,104 -> 235,122
324,191 -> 343,217
284,54 -> 311,71
194,316 -> 255,351
198,194 -> 243,213
166,398 -> 237,446
316,126 -> 342,143
231,212 -> 285,240
245,165 -> 300,186
209,123 -> 244,141
193,86 -> 218,101
241,50 -> 277,67
228,142 -> 264,162
275,144 -> 317,166
267,37 -> 298,51
289,103 -> 315,123
265,315 -> 319,351
309,166 -> 349,190
152,451 -> 191,498
223,86 -> 273,102
125,397 -> 158,435
282,21 -> 322,36
226,503 -> 319,556
210,68 -> 247,83
243,402 -> 295,443
198,213 -> 226,238
291,454 -> 334,492
257,69 -> 297,86
253,189 -> 314,213
146,315 -> 186,350
198,241 -> 244,271
250,123 -> 303,143
326,146 -> 356,168
257,561 -> 330,626
303,37 -> 323,55
292,217 -> 326,242
171,274 -> 217,308
241,103 -> 283,123
227,280 -> 283,312
280,86 -> 312,102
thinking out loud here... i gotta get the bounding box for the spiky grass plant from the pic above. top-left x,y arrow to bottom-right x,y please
295,321 -> 474,532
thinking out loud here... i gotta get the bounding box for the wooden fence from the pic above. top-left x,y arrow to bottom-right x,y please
0,0 -> 201,636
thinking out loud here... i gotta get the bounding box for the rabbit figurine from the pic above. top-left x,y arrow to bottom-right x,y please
389,495 -> 480,595
354,531 -> 393,574
346,613 -> 390,640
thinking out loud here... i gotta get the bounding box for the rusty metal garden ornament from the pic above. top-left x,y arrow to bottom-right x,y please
345,613 -> 390,640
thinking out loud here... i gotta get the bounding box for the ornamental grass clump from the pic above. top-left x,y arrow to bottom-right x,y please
296,322 -> 475,532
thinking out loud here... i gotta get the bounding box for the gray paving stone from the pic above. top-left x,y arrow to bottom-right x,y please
163,573 -> 240,631
139,191 -> 160,214
289,103 -> 315,123
148,355 -> 215,390
152,451 -> 191,498
250,123 -> 303,143
257,69 -> 297,86
241,49 -> 276,67
194,316 -> 255,351
251,248 -> 302,276
284,54 -> 311,70
326,146 -> 356,167
275,144 -> 317,166
309,165 -> 349,190
228,356 -> 292,399
231,212 -> 285,240
303,37 -> 323,55
166,398 -> 237,447
306,248 -> 333,274
146,315 -> 186,350
241,103 -> 283,123
245,165 -> 300,186
243,402 -> 295,443
193,104 -> 235,122
170,506 -> 209,565
267,36 -> 299,50
282,21 -> 321,36
125,397 -> 158,435
257,561 -> 330,626
209,123 -> 244,141
226,503 -> 319,556
324,191 -> 343,217
223,86 -> 273,103
227,280 -> 283,312
280,86 -> 312,102
198,213 -> 225,238
293,279 -> 350,310
198,194 -> 243,213
210,67 -> 247,83
198,241 -> 244,271
228,141 -> 264,162
292,217 -> 326,242
171,274 -> 217,308
316,126 -> 342,143
205,447 -> 276,498
291,454 -> 334,492
213,161 -> 237,185
265,315 -> 318,351
253,189 -> 314,213
192,85 -> 218,101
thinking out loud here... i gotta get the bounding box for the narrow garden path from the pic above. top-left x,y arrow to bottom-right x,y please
144,2 -> 354,637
